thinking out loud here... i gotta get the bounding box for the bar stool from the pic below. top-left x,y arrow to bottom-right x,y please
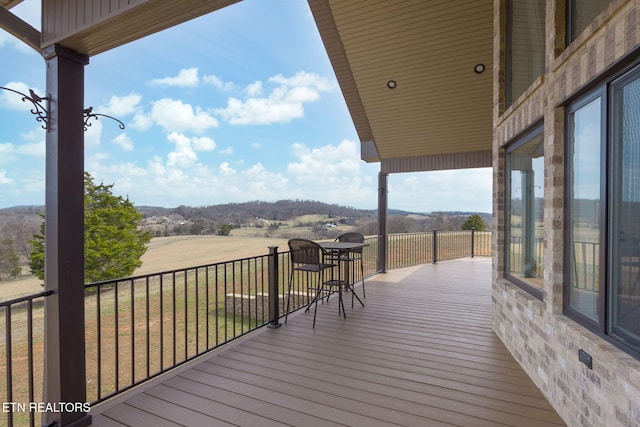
334,232 -> 366,300
285,238 -> 343,327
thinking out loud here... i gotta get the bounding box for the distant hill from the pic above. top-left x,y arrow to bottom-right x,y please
138,200 -> 377,224
0,202 -> 490,224
0,206 -> 45,216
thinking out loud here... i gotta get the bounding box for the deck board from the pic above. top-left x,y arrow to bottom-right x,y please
90,258 -> 566,427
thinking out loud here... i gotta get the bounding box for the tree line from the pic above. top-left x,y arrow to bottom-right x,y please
142,199 -> 375,224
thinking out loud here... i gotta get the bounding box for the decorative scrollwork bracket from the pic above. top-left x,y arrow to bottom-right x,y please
1,86 -> 126,132
0,86 -> 50,130
83,107 -> 126,131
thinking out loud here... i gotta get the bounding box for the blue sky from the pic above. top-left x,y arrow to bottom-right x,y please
0,0 -> 492,213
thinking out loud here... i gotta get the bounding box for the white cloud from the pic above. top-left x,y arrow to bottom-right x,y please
0,30 -> 38,53
19,128 -> 45,142
84,118 -> 103,148
241,163 -> 288,195
131,111 -> 153,131
215,71 -> 334,125
191,136 -> 216,151
90,152 -> 109,162
0,143 -> 16,163
244,81 -> 263,97
149,98 -> 218,133
149,68 -> 234,91
99,93 -> 142,117
16,141 -> 44,156
166,132 -> 198,167
111,133 -> 134,151
203,74 -> 234,91
0,170 -> 14,185
80,137 -> 381,209
218,97 -> 303,125
284,139 -> 377,206
0,30 -> 10,47
219,162 -> 236,175
163,132 -> 217,169
150,68 -> 200,87
0,139 -> 44,163
288,139 -> 360,178
219,147 -> 234,155
0,81 -> 45,110
388,168 -> 493,213
270,72 -> 334,91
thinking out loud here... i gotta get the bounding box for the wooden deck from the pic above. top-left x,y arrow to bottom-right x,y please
89,258 -> 566,427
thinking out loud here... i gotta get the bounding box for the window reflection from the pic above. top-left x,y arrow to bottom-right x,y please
567,0 -> 612,43
610,74 -> 640,345
506,0 -> 545,107
566,65 -> 640,354
568,97 -> 601,322
506,128 -> 544,293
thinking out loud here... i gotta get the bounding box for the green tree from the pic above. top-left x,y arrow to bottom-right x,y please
218,223 -> 232,236
28,220 -> 45,280
461,214 -> 487,231
0,238 -> 21,280
29,173 -> 152,283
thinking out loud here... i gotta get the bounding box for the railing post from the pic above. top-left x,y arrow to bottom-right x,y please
432,229 -> 438,264
267,246 -> 281,328
471,227 -> 475,258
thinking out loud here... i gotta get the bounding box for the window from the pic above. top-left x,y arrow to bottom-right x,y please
567,94 -> 603,323
505,0 -> 545,107
609,70 -> 640,349
566,64 -> 640,356
505,125 -> 544,299
566,0 -> 612,44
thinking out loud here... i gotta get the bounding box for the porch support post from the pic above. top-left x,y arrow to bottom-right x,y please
42,44 -> 90,427
377,171 -> 388,273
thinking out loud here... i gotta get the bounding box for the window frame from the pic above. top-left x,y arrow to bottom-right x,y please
563,87 -> 607,332
504,123 -> 545,301
504,0 -> 546,108
566,0 -> 612,46
564,63 -> 640,359
607,66 -> 640,352
505,0 -> 514,107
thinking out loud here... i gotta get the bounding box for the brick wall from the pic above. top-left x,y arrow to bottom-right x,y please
492,1 -> 640,426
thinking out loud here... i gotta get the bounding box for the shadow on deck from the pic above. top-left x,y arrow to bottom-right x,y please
90,258 -> 565,426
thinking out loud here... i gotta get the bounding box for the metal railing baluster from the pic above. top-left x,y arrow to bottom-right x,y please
0,231 -> 492,413
130,279 -> 135,384
5,306 -> 13,427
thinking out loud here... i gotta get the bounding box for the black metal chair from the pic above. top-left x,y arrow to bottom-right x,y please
334,232 -> 366,299
285,238 -> 343,327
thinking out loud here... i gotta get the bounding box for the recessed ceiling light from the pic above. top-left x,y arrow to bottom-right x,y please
387,80 -> 397,89
474,64 -> 486,74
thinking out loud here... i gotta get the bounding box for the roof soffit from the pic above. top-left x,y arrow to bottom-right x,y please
0,0 -> 23,9
0,5 -> 40,51
310,0 -> 494,164
41,0 -> 241,56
